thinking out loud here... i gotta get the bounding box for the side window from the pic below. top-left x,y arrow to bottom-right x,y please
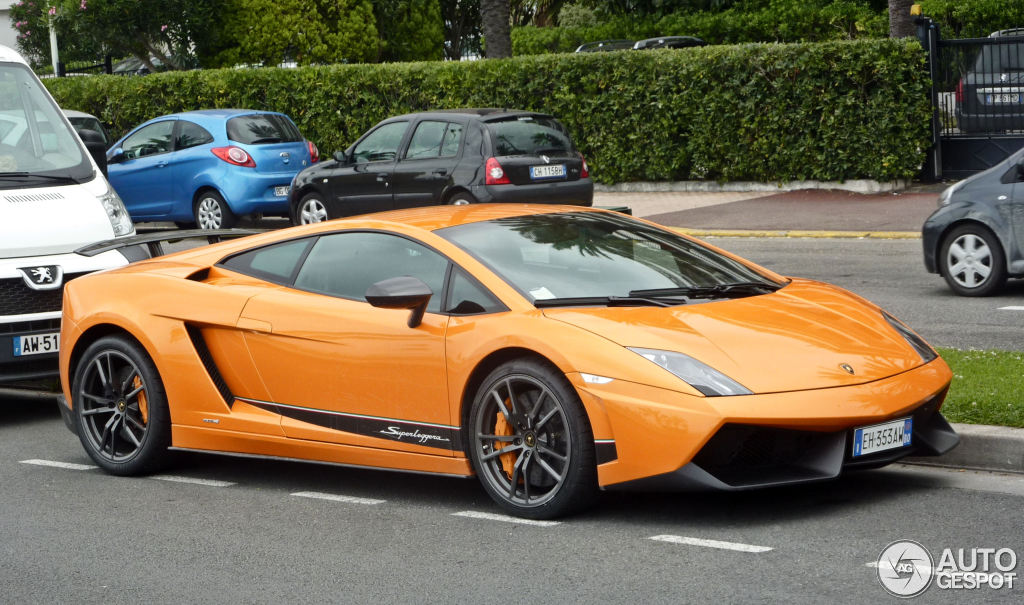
440,123 -> 463,157
220,238 -> 313,284
405,121 -> 446,159
352,121 -> 407,164
446,268 -> 504,315
294,232 -> 449,313
121,121 -> 174,160
176,120 -> 214,150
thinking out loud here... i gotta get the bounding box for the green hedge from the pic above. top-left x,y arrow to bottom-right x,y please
919,0 -> 1024,38
45,38 -> 931,183
512,2 -> 887,55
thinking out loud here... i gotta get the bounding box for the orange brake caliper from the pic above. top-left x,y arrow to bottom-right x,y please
494,402 -> 516,479
133,376 -> 148,424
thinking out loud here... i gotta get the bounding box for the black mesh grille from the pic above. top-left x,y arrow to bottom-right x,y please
0,317 -> 62,335
0,273 -> 85,315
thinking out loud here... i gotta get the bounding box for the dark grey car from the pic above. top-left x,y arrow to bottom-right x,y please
955,30 -> 1024,133
922,145 -> 1024,295
288,109 -> 593,225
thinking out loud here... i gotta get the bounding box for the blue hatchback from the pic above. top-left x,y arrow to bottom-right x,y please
106,109 -> 318,228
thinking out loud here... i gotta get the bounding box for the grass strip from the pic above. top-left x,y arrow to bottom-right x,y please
937,348 -> 1024,428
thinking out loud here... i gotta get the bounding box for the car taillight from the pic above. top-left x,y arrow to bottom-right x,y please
485,157 -> 510,185
308,140 -> 319,163
579,152 -> 589,178
955,78 -> 964,104
211,146 -> 255,167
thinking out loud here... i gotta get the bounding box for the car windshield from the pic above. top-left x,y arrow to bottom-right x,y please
0,62 -> 91,186
437,212 -> 786,306
226,113 -> 302,145
486,116 -> 572,156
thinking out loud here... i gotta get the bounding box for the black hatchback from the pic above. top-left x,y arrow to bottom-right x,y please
288,109 -> 593,224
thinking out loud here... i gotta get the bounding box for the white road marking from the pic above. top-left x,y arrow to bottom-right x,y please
291,491 -> 386,505
452,510 -> 561,527
152,475 -> 235,487
20,459 -> 96,471
998,306 -> 1024,311
649,535 -> 773,553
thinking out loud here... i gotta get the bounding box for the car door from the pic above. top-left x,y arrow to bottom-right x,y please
324,121 -> 408,217
169,119 -> 215,219
237,230 -> 457,455
392,119 -> 465,209
107,119 -> 176,219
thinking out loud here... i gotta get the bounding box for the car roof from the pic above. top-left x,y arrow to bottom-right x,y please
0,45 -> 29,66
385,108 -> 553,122
156,109 -> 288,122
62,109 -> 99,120
335,203 -> 603,232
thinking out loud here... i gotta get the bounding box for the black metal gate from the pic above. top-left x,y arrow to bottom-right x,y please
918,20 -> 1024,180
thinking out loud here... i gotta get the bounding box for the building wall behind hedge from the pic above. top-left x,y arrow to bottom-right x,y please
45,38 -> 931,184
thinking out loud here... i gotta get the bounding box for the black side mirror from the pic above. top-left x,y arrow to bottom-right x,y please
365,276 -> 433,328
333,150 -> 349,163
78,129 -> 108,177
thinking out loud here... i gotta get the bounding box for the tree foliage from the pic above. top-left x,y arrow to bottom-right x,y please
210,0 -> 378,67
374,0 -> 446,62
441,0 -> 482,59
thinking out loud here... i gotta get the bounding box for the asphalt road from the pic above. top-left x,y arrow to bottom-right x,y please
1,396 -> 1022,603
712,237 -> 1024,351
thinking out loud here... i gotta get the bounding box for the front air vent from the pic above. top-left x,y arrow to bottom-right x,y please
185,324 -> 234,406
5,192 -> 66,203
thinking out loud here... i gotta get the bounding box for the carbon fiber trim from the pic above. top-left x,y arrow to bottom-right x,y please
185,325 -> 234,406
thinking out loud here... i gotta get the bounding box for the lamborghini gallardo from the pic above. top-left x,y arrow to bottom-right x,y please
58,205 -> 959,519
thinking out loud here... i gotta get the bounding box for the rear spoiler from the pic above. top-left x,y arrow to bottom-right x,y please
75,228 -> 261,259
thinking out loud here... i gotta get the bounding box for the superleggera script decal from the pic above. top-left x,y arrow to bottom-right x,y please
379,426 -> 451,444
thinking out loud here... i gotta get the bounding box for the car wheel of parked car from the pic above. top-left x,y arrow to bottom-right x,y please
468,359 -> 597,519
72,336 -> 171,476
940,224 -> 1007,296
294,193 -> 329,225
448,193 -> 476,206
195,191 -> 236,229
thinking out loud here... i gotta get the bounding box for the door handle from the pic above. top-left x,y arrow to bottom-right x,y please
156,161 -> 168,168
376,173 -> 389,187
432,169 -> 448,176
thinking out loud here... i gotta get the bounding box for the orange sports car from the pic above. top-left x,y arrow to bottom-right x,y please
58,205 -> 959,519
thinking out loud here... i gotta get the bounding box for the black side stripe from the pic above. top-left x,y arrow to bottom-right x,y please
596,440 -> 618,464
239,397 -> 463,452
186,325 -> 234,406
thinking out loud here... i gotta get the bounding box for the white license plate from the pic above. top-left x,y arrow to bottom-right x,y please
274,186 -> 289,197
852,416 -> 912,457
530,164 -> 566,180
13,332 -> 60,357
987,93 -> 1022,104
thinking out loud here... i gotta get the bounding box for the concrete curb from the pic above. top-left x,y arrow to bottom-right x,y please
672,228 -> 921,240
907,423 -> 1024,474
596,179 -> 911,194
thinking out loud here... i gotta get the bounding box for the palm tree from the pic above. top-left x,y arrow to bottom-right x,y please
889,0 -> 915,38
480,0 -> 512,58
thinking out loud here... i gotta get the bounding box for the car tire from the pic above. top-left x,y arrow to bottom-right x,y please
293,193 -> 329,225
194,191 -> 236,229
940,224 -> 1007,296
467,358 -> 597,519
448,193 -> 476,206
72,335 -> 171,476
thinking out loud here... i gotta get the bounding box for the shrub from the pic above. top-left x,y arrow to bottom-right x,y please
919,0 -> 1024,38
46,38 -> 930,184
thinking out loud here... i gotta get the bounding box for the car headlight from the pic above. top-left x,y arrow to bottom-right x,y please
883,312 -> 937,363
100,185 -> 133,237
628,347 -> 751,397
937,181 -> 961,207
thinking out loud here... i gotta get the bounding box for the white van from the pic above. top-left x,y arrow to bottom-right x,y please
0,45 -> 136,387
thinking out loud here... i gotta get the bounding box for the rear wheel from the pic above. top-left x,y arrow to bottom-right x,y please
940,224 -> 1006,296
468,359 -> 597,519
293,193 -> 328,225
195,191 -> 236,229
72,336 -> 171,475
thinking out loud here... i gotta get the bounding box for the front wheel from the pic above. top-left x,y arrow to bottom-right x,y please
468,359 -> 597,519
194,191 -> 236,229
72,336 -> 171,475
448,193 -> 476,206
293,193 -> 329,225
940,224 -> 1006,296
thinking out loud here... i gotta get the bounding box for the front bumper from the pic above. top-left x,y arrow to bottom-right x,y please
572,358 -> 955,489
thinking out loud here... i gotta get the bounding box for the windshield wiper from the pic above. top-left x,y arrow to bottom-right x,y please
0,172 -> 81,183
534,295 -> 683,308
629,282 -> 781,299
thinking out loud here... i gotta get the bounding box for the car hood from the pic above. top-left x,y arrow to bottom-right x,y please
0,181 -> 115,257
543,279 -> 925,394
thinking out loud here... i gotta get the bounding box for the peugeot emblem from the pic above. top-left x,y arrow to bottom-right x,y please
840,363 -> 855,375
18,265 -> 63,291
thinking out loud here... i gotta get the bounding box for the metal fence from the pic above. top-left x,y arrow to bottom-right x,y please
934,34 -> 1024,138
